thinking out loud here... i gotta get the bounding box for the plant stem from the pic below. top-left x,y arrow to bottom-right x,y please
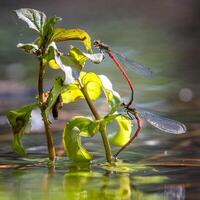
38,57 -> 55,162
78,80 -> 112,163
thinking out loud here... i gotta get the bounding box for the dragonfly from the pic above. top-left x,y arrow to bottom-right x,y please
93,40 -> 152,108
114,103 -> 187,158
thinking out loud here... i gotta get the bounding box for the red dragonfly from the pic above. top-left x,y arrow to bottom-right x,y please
93,40 -> 152,108
114,103 -> 187,158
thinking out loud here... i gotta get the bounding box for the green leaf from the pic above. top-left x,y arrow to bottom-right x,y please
63,117 -> 98,162
103,113 -> 122,124
6,103 -> 37,155
41,16 -> 62,47
109,115 -> 132,146
51,28 -> 92,52
45,77 -> 66,114
99,75 -> 121,114
14,8 -> 46,33
17,43 -> 39,54
70,117 -> 100,137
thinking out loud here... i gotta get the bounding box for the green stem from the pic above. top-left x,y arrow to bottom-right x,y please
38,57 -> 55,162
78,80 -> 112,163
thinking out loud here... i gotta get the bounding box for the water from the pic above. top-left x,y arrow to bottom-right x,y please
0,1 -> 200,199
0,127 -> 199,200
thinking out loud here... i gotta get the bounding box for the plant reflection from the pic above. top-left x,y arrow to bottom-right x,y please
0,162 -> 187,200
61,162 -> 168,200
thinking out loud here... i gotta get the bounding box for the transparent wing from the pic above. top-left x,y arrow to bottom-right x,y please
139,110 -> 187,134
112,49 -> 153,77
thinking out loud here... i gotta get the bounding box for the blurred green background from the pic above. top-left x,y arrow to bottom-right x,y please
0,1 -> 200,199
0,0 -> 200,113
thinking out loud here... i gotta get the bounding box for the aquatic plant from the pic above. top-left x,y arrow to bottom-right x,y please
7,8 -> 186,164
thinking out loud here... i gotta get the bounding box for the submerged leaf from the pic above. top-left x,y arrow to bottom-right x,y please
51,28 -> 92,52
14,8 -> 46,32
133,176 -> 168,185
109,115 -> 132,146
98,162 -> 155,173
62,117 -> 99,162
6,103 -> 37,155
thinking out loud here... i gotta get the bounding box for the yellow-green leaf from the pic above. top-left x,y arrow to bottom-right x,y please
44,43 -> 60,69
62,118 -> 95,162
81,72 -> 102,101
51,28 -> 92,52
61,84 -> 83,103
61,46 -> 87,71
81,72 -> 102,86
84,82 -> 101,101
109,115 -> 132,146
68,116 -> 99,137
49,59 -> 60,69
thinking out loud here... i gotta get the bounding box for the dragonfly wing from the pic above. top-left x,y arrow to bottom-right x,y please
139,110 -> 187,134
112,49 -> 153,77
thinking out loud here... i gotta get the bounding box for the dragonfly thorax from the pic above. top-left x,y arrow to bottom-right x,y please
93,40 -> 110,52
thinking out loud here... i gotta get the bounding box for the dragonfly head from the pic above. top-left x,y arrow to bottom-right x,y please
93,40 -> 110,52
93,40 -> 101,48
121,102 -> 126,107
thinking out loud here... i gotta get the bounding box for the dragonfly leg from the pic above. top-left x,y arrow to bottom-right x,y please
113,112 -> 142,158
126,110 -> 134,120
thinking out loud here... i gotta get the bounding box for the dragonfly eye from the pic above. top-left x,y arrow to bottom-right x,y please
121,102 -> 126,107
93,40 -> 100,47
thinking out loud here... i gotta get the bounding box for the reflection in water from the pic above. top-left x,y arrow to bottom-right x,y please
164,185 -> 186,200
0,161 -> 171,200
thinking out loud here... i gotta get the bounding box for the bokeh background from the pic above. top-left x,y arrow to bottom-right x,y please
1,0 -> 200,112
0,1 -> 200,199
